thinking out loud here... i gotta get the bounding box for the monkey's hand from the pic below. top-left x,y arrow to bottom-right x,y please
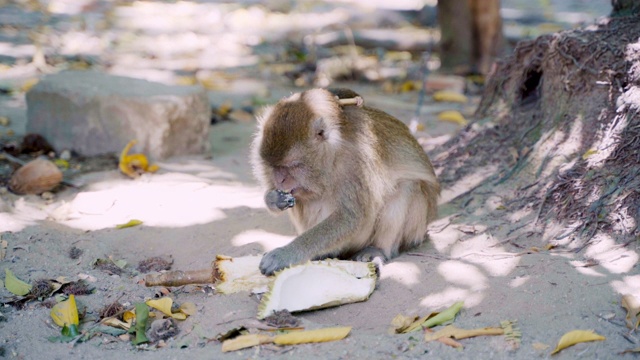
265,190 -> 295,211
259,245 -> 305,275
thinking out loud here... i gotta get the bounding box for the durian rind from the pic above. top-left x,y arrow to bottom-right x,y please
257,259 -> 377,319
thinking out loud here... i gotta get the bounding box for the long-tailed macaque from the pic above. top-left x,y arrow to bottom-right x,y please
251,88 -> 440,275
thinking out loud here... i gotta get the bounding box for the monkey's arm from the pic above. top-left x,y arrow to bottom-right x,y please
259,206 -> 363,275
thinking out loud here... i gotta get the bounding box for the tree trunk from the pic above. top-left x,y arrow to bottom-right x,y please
437,0 -> 503,74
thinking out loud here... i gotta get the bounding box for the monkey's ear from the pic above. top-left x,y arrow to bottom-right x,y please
312,117 -> 341,146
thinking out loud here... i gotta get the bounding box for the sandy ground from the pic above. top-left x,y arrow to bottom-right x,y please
1,1 -> 638,359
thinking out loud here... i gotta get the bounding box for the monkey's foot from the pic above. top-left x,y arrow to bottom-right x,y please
351,246 -> 386,275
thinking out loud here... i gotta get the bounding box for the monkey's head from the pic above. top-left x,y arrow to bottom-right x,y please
251,89 -> 346,201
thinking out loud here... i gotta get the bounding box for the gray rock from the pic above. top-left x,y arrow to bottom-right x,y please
26,71 -> 210,159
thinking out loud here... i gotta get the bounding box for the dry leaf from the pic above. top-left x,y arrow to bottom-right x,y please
621,294 -> 640,330
532,342 -> 550,351
401,301 -> 464,333
102,317 -> 131,330
551,330 -> 605,355
424,325 -> 504,342
438,111 -> 468,126
425,328 -> 463,348
433,91 -> 468,103
391,314 -> 419,333
274,326 -> 352,345
179,302 -> 197,316
221,334 -> 275,352
0,239 -> 7,260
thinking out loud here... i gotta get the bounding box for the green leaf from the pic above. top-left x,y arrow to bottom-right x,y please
423,301 -> 464,328
90,325 -> 127,337
133,303 -> 150,345
62,324 -> 80,337
5,269 -> 32,296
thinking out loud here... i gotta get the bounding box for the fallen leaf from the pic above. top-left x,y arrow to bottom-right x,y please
146,297 -> 174,317
438,111 -> 468,126
116,219 -> 143,229
179,302 -> 197,316
582,149 -> 598,160
221,334 -> 275,352
0,239 -> 7,260
551,330 -> 605,355
424,325 -> 504,341
5,269 -> 32,296
433,91 -> 468,103
422,301 -> 464,329
102,317 -> 131,330
621,294 -> 640,330
119,140 -> 158,178
274,326 -> 352,345
391,314 -> 419,333
50,295 -> 80,328
425,328 -> 463,348
133,303 -> 150,345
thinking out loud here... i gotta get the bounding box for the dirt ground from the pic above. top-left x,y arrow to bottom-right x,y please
1,1 -> 638,359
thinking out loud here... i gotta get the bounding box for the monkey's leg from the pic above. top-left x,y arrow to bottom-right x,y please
370,181 -> 427,258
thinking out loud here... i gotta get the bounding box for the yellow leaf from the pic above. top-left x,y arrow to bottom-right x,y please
116,219 -> 143,229
582,149 -> 598,160
146,297 -> 173,317
53,159 -> 69,169
425,325 -> 504,341
171,312 -> 187,320
274,326 -> 352,345
221,334 -> 275,352
123,310 -> 136,323
119,140 -> 156,178
433,91 -> 468,103
21,78 -> 39,92
621,294 -> 640,330
438,111 -> 468,126
50,295 -> 79,327
179,302 -> 197,316
551,330 -> 605,355
5,269 -> 32,296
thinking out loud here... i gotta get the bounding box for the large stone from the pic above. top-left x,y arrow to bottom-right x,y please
26,71 -> 210,159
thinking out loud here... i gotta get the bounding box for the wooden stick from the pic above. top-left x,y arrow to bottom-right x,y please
144,267 -> 218,287
337,96 -> 364,107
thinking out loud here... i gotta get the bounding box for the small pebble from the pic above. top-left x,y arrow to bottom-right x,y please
59,149 -> 71,161
41,191 -> 55,201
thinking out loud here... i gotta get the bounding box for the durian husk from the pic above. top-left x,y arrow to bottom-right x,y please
215,254 -> 271,294
257,260 -> 378,319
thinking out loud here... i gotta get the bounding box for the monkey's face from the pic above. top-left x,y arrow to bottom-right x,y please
253,89 -> 345,201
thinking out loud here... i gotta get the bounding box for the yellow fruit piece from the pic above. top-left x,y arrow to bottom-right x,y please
551,330 -> 605,355
119,140 -> 158,178
50,295 -> 79,327
433,91 -> 468,103
221,334 -> 275,352
273,326 -> 352,345
438,111 -> 468,126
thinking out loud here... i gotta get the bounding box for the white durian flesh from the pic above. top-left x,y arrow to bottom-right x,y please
215,255 -> 270,294
257,260 -> 378,319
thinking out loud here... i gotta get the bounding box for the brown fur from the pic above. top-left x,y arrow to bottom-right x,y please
251,88 -> 440,275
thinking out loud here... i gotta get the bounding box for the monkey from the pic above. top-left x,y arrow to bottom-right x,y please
250,88 -> 440,275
